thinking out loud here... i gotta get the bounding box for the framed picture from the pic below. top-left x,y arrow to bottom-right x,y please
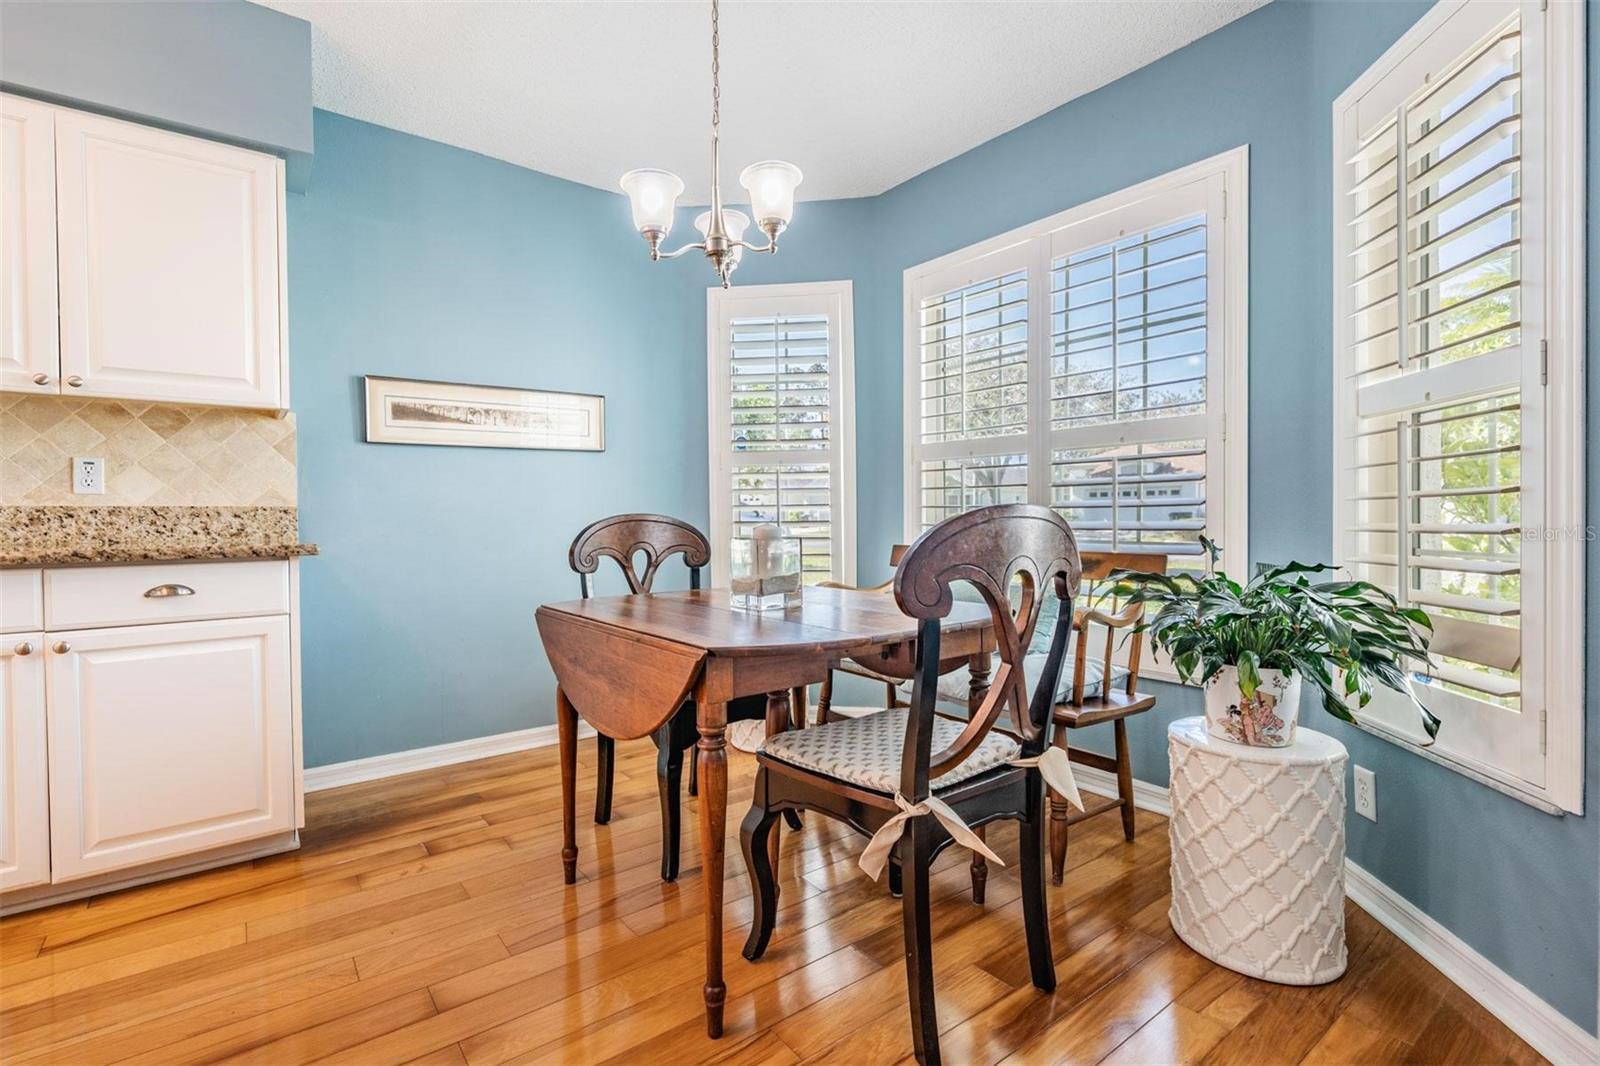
363,376 -> 605,452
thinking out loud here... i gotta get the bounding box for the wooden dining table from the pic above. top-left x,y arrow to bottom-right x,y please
535,583 -> 995,1038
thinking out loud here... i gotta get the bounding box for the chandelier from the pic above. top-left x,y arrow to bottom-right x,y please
619,0 -> 803,288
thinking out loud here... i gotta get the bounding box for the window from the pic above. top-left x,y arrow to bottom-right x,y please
1333,0 -> 1583,812
708,281 -> 856,587
903,150 -> 1248,585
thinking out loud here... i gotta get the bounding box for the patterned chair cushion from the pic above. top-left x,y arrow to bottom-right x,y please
759,710 -> 1021,795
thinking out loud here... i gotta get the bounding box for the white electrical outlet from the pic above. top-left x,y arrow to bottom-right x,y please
73,457 -> 105,495
1353,765 -> 1377,822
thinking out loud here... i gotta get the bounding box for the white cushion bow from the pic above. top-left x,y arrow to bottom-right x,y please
856,747 -> 1085,881
859,792 -> 1003,881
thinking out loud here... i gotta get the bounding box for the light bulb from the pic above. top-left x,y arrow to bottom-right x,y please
619,169 -> 684,238
738,161 -> 803,233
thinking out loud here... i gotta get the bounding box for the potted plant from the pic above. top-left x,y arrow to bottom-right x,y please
1110,538 -> 1439,747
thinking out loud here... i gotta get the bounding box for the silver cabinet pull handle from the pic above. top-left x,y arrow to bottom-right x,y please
52,641 -> 70,654
14,642 -> 33,656
31,373 -> 49,386
144,583 -> 195,598
66,375 -> 84,387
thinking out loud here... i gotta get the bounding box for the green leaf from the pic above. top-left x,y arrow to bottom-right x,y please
1237,651 -> 1261,698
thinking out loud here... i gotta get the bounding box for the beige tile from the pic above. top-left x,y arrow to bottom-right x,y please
8,396 -> 72,434
9,436 -> 67,485
42,414 -> 108,457
103,417 -> 165,462
139,404 -> 194,439
75,400 -> 137,436
0,459 -> 41,504
0,397 -> 295,506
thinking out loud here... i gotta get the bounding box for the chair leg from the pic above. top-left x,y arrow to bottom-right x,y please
1048,729 -> 1070,885
657,732 -> 683,882
888,858 -> 903,898
740,796 -> 781,962
817,671 -> 834,725
969,825 -> 988,905
1115,718 -> 1136,840
900,819 -> 941,1065
1019,776 -> 1056,993
594,734 -> 614,825
688,746 -> 698,796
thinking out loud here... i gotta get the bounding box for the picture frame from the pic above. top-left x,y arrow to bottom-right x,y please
363,376 -> 605,452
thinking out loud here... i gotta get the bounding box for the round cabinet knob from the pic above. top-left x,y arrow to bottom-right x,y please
66,376 -> 84,388
13,642 -> 32,656
52,641 -> 70,655
31,373 -> 49,386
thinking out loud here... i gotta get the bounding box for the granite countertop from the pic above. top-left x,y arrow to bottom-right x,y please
1,506 -> 318,569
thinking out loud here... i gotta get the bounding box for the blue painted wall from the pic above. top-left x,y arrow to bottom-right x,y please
289,111 -> 714,766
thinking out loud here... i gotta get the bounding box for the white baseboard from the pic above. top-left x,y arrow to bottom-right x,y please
1343,860 -> 1599,1066
304,722 -> 594,792
303,733 -> 1597,1061
1080,764 -> 1597,1064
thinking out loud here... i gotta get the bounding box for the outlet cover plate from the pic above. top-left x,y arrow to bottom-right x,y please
1353,765 -> 1377,822
73,457 -> 105,495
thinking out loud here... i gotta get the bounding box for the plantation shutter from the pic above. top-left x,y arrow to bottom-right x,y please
708,284 -> 855,587
1048,209 -> 1217,566
1334,1 -> 1550,786
914,259 -> 1031,530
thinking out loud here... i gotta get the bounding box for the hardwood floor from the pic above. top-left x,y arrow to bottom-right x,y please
0,739 -> 1543,1065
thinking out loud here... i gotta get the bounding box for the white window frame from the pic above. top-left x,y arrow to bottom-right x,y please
707,280 -> 857,589
901,149 -> 1250,683
1331,0 -> 1584,814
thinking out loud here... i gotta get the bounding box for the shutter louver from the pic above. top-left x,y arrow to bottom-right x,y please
1049,215 -> 1213,565
728,313 -> 838,584
1340,14 -> 1524,706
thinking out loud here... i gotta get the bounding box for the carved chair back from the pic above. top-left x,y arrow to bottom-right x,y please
1070,551 -> 1169,704
568,513 -> 712,598
892,504 -> 1081,800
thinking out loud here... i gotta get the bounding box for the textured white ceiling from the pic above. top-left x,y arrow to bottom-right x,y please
257,0 -> 1269,202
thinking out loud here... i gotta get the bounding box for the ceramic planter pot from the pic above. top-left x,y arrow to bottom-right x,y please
1203,666 -> 1301,747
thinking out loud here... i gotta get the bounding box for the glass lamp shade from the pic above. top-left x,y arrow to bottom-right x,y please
619,169 -> 685,237
695,208 -> 751,271
738,161 -> 803,231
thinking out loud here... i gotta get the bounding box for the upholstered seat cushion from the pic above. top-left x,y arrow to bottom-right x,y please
759,710 -> 1021,795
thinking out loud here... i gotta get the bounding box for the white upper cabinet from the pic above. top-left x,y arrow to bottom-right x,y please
55,108 -> 285,409
0,95 -> 60,394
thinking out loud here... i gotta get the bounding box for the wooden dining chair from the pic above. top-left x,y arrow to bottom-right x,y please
568,513 -> 766,881
739,504 -> 1081,1065
1046,550 -> 1167,883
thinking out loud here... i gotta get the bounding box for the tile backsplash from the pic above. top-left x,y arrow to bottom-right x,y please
0,395 -> 296,506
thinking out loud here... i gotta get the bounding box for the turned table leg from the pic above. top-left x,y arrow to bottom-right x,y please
968,651 -> 992,903
697,706 -> 729,1038
556,686 -> 579,885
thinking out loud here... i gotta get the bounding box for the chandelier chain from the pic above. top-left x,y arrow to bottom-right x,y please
711,0 -> 720,135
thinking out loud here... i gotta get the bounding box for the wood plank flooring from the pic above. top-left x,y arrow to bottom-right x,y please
0,739 -> 1544,1064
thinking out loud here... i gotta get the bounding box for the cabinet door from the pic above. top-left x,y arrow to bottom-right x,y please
45,616 -> 293,882
55,109 -> 283,409
0,635 -> 49,891
0,95 -> 60,394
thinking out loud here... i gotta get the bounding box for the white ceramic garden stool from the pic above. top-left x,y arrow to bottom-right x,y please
1166,716 -> 1349,985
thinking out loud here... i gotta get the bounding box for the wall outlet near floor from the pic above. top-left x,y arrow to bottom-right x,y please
1353,765 -> 1377,822
73,457 -> 106,495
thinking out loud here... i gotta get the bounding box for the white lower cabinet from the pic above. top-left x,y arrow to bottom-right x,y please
44,615 -> 294,882
0,635 -> 50,891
